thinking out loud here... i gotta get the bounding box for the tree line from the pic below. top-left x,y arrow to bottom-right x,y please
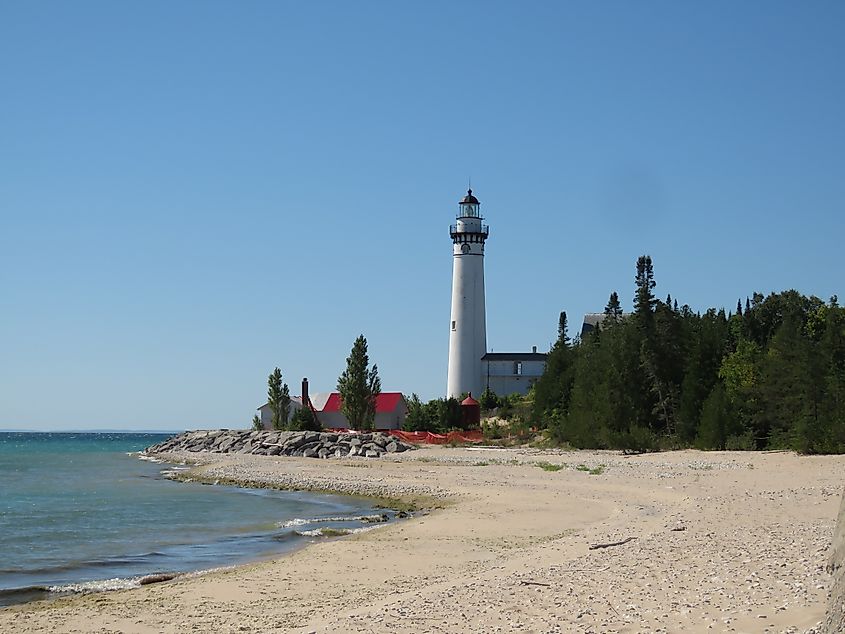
532,256 -> 845,453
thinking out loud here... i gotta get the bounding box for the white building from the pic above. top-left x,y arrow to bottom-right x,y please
313,392 -> 408,430
482,348 -> 548,397
257,391 -> 408,431
446,189 -> 489,399
257,397 -> 302,429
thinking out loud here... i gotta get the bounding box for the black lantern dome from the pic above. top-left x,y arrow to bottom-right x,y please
460,189 -> 480,205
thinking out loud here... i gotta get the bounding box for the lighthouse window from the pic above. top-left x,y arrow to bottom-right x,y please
514,361 -> 523,375
451,320 -> 456,331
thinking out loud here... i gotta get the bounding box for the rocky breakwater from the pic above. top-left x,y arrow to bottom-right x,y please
145,429 -> 416,459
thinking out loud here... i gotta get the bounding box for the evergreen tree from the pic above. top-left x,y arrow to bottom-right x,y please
289,405 -> 322,432
438,397 -> 463,429
557,311 -> 569,344
533,310 -> 575,424
754,316 -> 814,449
267,367 -> 291,430
821,298 -> 845,451
696,382 -> 734,450
633,255 -> 660,431
604,291 -> 623,320
479,386 -> 499,411
634,255 -> 657,324
252,414 -> 263,431
337,335 -> 381,430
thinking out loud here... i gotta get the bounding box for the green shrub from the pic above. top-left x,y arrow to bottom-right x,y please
288,406 -> 322,432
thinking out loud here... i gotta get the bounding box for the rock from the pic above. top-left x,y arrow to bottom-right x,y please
144,429 -> 414,461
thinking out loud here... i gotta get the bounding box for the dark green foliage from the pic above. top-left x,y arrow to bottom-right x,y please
403,394 -> 442,432
538,255 -> 845,454
267,367 -> 291,431
604,291 -> 623,320
558,311 -> 570,345
533,309 -> 575,426
695,382 -> 734,449
402,394 -> 470,432
438,397 -> 463,430
289,405 -> 322,432
337,335 -> 381,430
479,387 -> 499,411
252,414 -> 263,431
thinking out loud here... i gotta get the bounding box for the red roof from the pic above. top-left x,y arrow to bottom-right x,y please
461,393 -> 479,406
320,392 -> 404,414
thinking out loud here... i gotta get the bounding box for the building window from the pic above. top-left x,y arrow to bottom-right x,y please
513,361 -> 523,375
451,320 -> 456,331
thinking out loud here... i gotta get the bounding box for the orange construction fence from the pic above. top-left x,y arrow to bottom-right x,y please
388,430 -> 484,445
323,429 -> 484,445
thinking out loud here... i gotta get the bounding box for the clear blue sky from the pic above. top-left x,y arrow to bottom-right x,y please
2,1 -> 843,430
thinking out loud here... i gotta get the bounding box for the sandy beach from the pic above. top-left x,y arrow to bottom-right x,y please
2,447 -> 843,634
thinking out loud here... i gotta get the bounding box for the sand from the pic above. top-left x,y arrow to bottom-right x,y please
2,447 -> 843,633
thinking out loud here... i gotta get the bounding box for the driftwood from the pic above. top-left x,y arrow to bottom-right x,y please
139,573 -> 179,585
519,580 -> 551,587
589,537 -> 637,550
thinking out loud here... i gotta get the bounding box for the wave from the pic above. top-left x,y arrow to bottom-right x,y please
278,513 -> 390,528
0,552 -> 169,576
0,585 -> 52,607
0,572 -> 183,608
294,525 -> 379,538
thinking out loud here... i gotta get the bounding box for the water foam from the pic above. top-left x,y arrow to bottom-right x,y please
278,514 -> 389,529
48,577 -> 142,594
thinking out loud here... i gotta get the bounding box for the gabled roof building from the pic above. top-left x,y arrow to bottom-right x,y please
481,346 -> 547,397
257,390 -> 407,431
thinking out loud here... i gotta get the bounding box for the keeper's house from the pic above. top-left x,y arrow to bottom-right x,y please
481,347 -> 547,397
258,392 -> 408,431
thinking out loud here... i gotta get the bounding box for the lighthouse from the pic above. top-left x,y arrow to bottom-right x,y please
447,189 -> 489,399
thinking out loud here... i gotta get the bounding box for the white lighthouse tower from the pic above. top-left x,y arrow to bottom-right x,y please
447,189 -> 489,399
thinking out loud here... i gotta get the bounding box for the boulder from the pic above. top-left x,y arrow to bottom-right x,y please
144,429 -> 414,460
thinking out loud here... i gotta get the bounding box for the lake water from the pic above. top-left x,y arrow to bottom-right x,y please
0,432 -> 383,606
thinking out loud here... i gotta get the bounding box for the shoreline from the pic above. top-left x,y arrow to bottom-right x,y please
152,449 -> 451,513
2,447 -> 843,633
0,450 -> 411,610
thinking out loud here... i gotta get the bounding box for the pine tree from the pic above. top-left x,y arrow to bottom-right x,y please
558,311 -> 570,345
533,311 -> 575,424
289,405 -> 322,432
696,382 -> 733,450
267,368 -> 291,430
604,291 -> 623,320
634,255 -> 657,324
755,316 -> 813,449
337,335 -> 381,430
